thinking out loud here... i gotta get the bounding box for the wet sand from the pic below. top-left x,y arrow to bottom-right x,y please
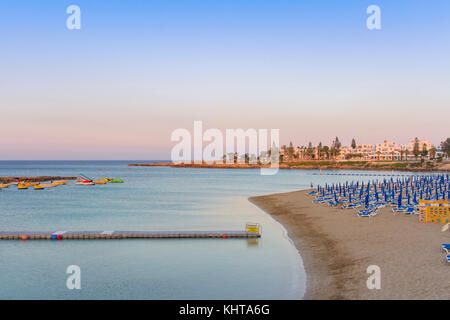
249,190 -> 449,300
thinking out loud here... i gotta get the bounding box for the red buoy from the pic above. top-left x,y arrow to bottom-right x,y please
57,235 -> 62,240
21,235 -> 27,241
222,234 -> 226,239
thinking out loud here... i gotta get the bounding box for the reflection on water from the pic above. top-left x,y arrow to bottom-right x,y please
0,161 -> 390,299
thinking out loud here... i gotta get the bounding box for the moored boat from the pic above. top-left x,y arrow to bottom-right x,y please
24,182 -> 39,187
75,181 -> 95,186
39,183 -> 57,188
52,180 -> 67,185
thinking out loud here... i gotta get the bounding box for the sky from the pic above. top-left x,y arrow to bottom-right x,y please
0,0 -> 449,160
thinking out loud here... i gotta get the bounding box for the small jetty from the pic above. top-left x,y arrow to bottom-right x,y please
0,227 -> 261,241
0,176 -> 76,184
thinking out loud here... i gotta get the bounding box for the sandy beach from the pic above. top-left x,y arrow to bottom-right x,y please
249,190 -> 450,300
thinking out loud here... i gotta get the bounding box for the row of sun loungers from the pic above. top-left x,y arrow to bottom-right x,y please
392,206 -> 418,214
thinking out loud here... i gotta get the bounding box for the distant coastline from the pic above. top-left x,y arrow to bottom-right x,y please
129,161 -> 450,172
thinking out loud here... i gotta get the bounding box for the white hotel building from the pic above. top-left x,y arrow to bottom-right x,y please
338,139 -> 435,160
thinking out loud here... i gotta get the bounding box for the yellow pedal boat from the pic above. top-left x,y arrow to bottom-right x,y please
24,182 -> 39,187
34,184 -> 45,190
52,180 -> 67,185
18,184 -> 28,189
39,184 -> 57,188
0,184 -> 9,189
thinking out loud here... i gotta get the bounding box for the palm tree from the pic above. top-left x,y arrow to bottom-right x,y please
376,151 -> 381,161
405,150 -> 409,161
390,151 -> 395,161
322,146 -> 330,160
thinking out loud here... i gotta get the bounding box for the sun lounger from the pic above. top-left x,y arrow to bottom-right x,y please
442,244 -> 450,254
357,210 -> 377,217
447,255 -> 450,263
358,208 -> 377,217
392,206 -> 406,214
357,213 -> 370,217
403,207 -> 415,214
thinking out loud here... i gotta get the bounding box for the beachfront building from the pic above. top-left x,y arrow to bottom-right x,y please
339,146 -> 362,159
280,138 -> 436,162
373,140 -> 402,160
355,144 -> 376,160
404,139 -> 433,152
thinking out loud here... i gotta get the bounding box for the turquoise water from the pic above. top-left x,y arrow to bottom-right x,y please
0,161 -> 392,299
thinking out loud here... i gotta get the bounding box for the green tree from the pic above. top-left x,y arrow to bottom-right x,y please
322,146 -> 330,160
429,146 -> 437,159
331,137 -> 341,159
351,138 -> 356,149
413,137 -> 420,160
306,142 -> 315,159
441,138 -> 450,157
317,142 -> 323,160
287,141 -> 294,160
421,143 -> 428,158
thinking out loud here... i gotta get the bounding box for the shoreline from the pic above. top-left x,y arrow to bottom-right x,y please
129,162 -> 450,173
249,190 -> 449,300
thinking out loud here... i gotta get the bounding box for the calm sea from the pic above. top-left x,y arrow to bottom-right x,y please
0,161 -> 390,299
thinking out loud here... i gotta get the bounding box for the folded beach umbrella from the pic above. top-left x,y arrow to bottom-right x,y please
364,194 -> 370,208
398,193 -> 402,207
